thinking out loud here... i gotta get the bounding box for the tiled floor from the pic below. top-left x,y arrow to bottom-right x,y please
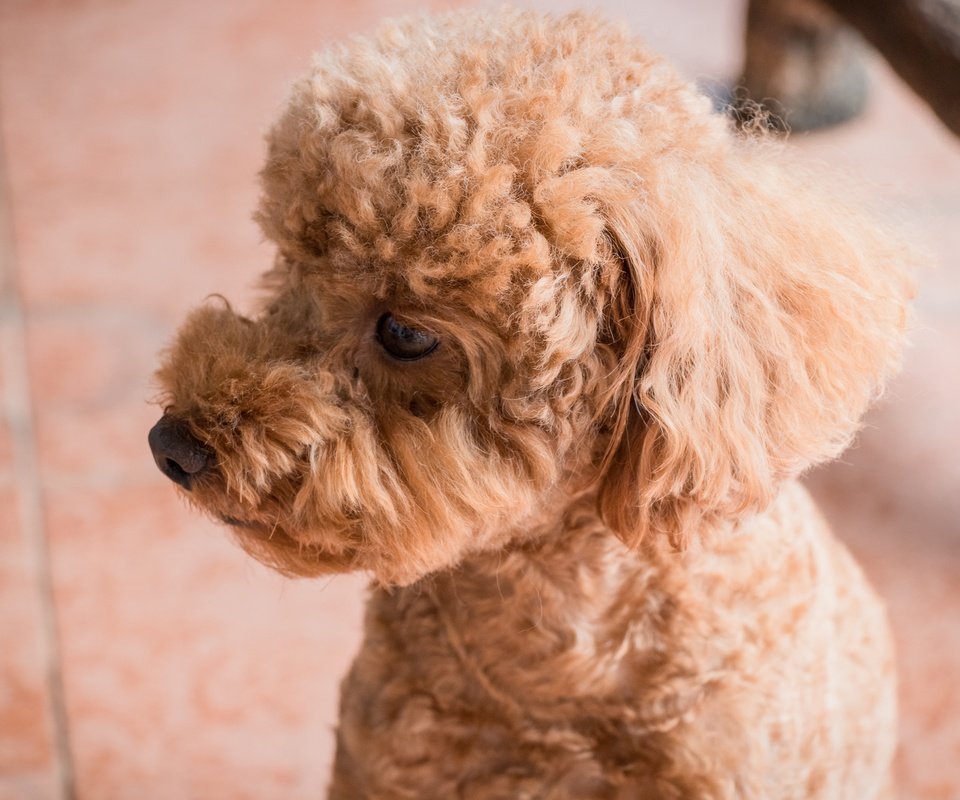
0,1 -> 957,798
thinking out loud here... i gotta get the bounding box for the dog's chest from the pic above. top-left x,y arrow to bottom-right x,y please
333,530 -> 742,797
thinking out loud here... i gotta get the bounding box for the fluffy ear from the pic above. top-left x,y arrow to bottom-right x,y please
596,141 -> 917,547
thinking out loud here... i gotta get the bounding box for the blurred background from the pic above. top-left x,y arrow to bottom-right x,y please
0,0 -> 957,797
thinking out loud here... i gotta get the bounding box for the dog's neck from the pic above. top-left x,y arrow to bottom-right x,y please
377,497 -> 729,729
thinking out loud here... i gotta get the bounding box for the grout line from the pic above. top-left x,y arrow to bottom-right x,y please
0,123 -> 76,800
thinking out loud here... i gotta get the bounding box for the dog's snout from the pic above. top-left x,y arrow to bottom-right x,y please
148,415 -> 212,491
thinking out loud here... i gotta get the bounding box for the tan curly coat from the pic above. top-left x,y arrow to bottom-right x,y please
153,9 -> 916,798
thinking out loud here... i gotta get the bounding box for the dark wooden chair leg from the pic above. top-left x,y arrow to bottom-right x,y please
738,0 -> 960,136
821,0 -> 960,136
737,0 -> 869,132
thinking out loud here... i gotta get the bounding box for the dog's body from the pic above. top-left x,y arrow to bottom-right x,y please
332,482 -> 895,799
150,9 -> 914,798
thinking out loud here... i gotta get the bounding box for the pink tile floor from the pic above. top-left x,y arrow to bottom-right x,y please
0,0 -> 958,797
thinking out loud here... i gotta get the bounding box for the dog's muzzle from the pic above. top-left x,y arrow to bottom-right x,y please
148,415 -> 212,491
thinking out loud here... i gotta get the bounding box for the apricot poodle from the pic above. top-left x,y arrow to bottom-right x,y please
149,9 -> 917,798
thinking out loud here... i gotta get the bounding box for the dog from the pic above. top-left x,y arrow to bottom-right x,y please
149,9 -> 917,798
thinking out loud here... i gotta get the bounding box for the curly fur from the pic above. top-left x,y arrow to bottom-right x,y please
153,9 -> 916,798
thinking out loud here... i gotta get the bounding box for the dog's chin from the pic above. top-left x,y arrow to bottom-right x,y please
219,513 -> 478,587
217,514 -> 362,578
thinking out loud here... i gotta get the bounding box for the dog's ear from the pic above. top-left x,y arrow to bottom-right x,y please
594,141 -> 917,547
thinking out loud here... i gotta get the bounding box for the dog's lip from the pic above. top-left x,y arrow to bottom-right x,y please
219,515 -> 261,529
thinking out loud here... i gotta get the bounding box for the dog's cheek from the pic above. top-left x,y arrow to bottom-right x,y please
380,412 -> 560,574
281,407 -> 544,583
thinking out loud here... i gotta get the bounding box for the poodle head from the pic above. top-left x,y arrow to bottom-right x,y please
151,9 -> 915,585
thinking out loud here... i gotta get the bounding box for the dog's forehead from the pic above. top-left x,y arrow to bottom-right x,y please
300,155 -> 565,316
261,110 -> 582,315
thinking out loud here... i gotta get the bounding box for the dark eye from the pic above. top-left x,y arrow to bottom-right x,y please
376,313 -> 439,361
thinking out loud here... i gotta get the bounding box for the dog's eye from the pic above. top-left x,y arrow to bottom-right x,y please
376,313 -> 439,361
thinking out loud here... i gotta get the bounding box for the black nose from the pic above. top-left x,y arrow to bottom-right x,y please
148,416 -> 212,490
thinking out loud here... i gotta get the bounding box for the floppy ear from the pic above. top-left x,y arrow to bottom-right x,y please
595,141 -> 917,547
